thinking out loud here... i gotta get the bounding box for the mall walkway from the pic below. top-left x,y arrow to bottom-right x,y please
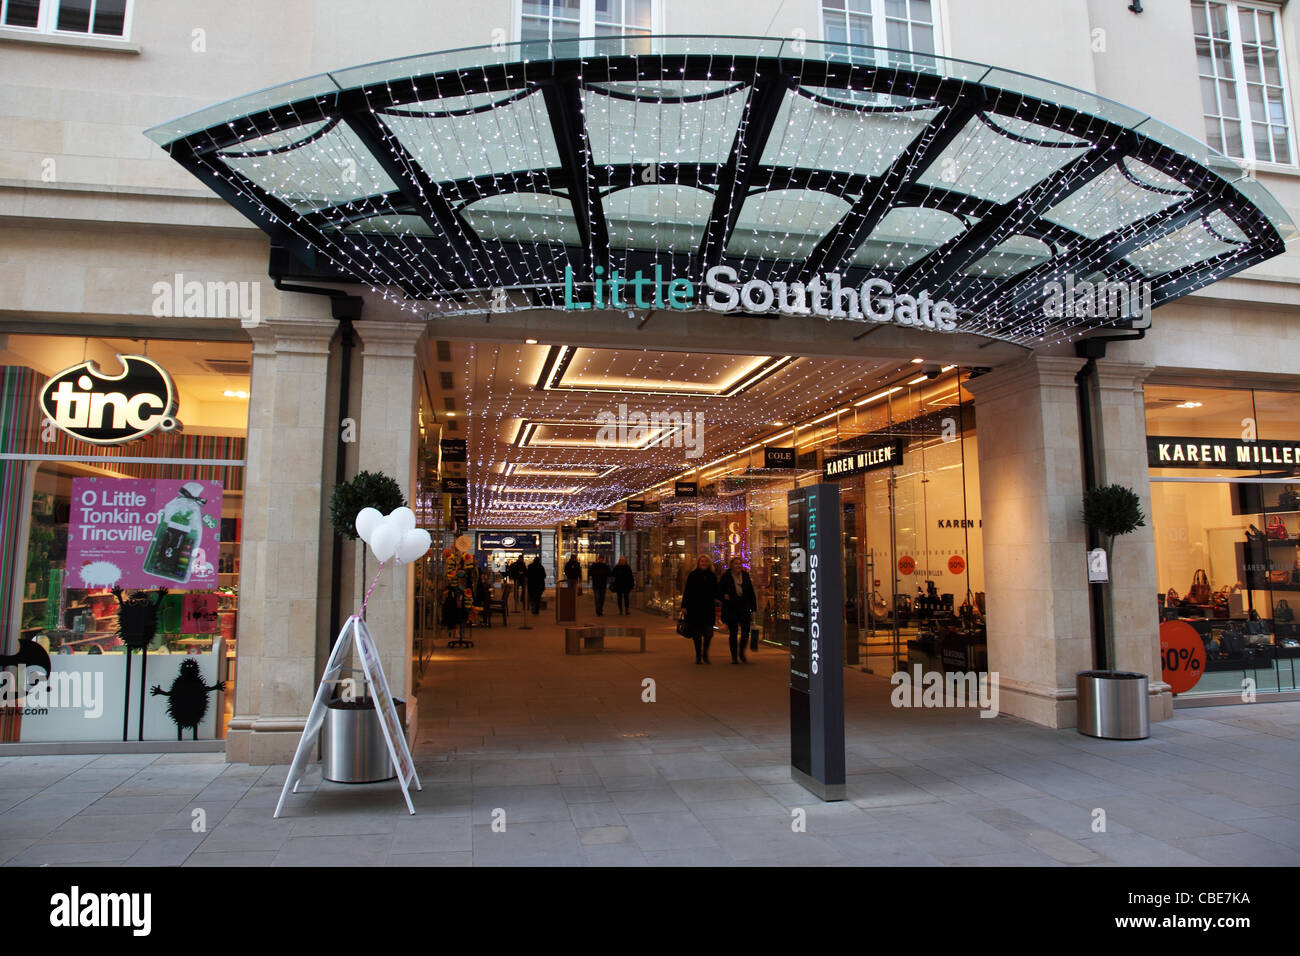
1,598 -> 1299,866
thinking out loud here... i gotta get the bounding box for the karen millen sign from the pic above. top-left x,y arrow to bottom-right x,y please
1147,436 -> 1300,470
822,439 -> 905,480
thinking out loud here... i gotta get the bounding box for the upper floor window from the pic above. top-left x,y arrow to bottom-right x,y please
1,0 -> 130,38
821,0 -> 940,56
1192,1 -> 1293,166
521,0 -> 656,54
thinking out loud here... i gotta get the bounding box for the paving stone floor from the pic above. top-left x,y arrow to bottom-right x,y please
2,601 -> 1299,866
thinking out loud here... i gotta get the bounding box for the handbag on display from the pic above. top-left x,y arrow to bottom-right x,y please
1267,516 -> 1289,540
1188,569 -> 1212,605
1279,486 -> 1300,511
1270,570 -> 1291,585
1164,587 -> 1180,608
1211,586 -> 1232,619
1276,599 -> 1295,623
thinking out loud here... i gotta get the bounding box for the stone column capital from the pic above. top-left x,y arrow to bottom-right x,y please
355,319 -> 428,357
961,353 -> 1087,405
1093,358 -> 1156,395
245,314 -> 338,356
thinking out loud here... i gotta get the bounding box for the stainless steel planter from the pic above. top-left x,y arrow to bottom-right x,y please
1076,671 -> 1149,740
321,697 -> 407,783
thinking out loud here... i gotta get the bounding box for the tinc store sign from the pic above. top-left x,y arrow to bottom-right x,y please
39,355 -> 181,445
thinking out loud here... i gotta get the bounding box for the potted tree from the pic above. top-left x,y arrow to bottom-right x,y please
324,471 -> 407,783
1077,483 -> 1149,740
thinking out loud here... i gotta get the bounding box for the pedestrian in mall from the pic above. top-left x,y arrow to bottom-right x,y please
588,554 -> 611,616
719,556 -> 757,663
680,553 -> 719,664
509,555 -> 527,611
526,555 -> 547,615
564,553 -> 582,593
611,556 -> 635,615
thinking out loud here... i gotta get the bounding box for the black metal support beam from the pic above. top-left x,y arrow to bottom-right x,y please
170,149 -> 434,299
697,74 -> 789,274
796,101 -> 979,282
897,132 -> 1133,300
986,194 -> 1219,317
541,76 -> 609,282
340,106 -> 490,286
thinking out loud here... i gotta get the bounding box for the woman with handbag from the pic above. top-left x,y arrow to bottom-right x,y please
718,556 -> 758,663
680,553 -> 719,664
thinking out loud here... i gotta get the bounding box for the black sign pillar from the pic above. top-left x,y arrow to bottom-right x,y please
787,483 -> 846,801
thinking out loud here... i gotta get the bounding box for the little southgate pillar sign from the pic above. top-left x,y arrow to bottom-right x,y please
786,483 -> 846,801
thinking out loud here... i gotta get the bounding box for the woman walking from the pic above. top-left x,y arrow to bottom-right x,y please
680,553 -> 719,664
718,556 -> 757,663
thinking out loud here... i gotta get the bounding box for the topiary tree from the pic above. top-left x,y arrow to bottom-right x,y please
1082,484 -> 1146,673
329,471 -> 406,540
1083,484 -> 1146,554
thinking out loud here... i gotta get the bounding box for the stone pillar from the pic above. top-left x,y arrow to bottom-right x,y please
1094,359 -> 1172,720
963,355 -> 1092,728
226,315 -> 336,765
353,319 -> 426,713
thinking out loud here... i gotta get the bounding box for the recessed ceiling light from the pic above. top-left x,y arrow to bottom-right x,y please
911,357 -> 924,364
941,365 -> 956,372
446,411 -> 457,417
525,338 -> 538,345
908,376 -> 928,385
223,389 -> 249,399
771,421 -> 785,427
1176,401 -> 1203,409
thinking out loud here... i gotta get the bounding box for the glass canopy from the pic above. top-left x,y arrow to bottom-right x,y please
146,35 -> 1295,346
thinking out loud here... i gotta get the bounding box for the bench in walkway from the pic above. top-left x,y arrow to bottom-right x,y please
564,625 -> 646,654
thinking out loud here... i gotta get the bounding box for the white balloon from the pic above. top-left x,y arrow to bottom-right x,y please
370,521 -> 401,562
354,507 -> 383,543
390,507 -> 417,534
395,528 -> 432,565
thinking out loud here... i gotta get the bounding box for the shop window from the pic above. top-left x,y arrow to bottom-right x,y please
1191,0 -> 1294,166
1147,383 -> 1300,697
820,0 -> 942,57
1,0 -> 131,38
1,335 -> 248,743
521,0 -> 656,54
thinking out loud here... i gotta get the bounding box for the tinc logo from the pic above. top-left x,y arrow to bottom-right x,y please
39,356 -> 181,445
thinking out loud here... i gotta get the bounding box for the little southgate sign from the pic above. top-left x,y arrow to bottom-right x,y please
564,265 -> 961,332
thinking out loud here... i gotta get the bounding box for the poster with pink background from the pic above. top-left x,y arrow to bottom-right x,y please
66,478 -> 223,590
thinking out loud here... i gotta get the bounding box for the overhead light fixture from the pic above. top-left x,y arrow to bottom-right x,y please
854,387 -> 902,406
446,411 -> 456,417
525,338 -> 538,345
911,358 -> 924,364
1176,401 -> 1203,409
771,421 -> 785,427
223,389 -> 249,399
941,365 -> 957,373
908,376 -> 928,386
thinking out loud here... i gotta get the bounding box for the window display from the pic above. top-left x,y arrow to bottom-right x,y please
1148,383 -> 1300,697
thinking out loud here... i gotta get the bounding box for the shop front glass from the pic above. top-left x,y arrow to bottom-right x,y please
1,335 -> 249,743
1147,383 -> 1300,698
635,367 -> 983,672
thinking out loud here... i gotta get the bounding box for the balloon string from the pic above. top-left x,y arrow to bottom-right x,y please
359,560 -> 389,619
